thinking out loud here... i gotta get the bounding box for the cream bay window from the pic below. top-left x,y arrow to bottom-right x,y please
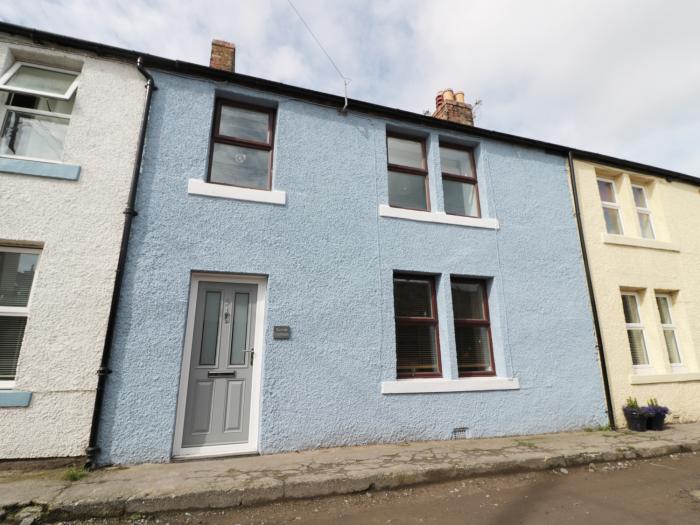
655,294 -> 682,366
0,62 -> 79,162
621,292 -> 649,367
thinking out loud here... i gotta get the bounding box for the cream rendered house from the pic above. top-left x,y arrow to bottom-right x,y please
0,27 -> 147,458
572,158 -> 700,425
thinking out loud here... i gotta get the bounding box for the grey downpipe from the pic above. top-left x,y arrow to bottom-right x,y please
85,57 -> 156,468
567,151 -> 616,429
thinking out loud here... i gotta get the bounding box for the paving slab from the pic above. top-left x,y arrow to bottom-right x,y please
1,422 -> 700,522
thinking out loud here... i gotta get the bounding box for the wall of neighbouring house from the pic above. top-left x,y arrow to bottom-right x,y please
0,36 -> 146,458
574,159 -> 700,426
97,70 -> 608,464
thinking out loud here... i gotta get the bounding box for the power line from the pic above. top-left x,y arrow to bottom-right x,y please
286,0 -> 350,112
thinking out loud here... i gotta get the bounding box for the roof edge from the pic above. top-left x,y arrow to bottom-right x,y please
0,20 -> 696,186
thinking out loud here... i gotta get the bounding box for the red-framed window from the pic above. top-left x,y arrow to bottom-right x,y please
451,278 -> 495,376
386,134 -> 430,211
393,273 -> 441,378
440,144 -> 481,218
208,99 -> 276,190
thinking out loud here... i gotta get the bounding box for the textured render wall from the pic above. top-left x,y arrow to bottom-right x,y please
574,160 -> 700,425
98,71 -> 607,464
0,37 -> 146,458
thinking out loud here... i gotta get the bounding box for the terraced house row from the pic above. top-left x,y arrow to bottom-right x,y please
1,22 -> 698,465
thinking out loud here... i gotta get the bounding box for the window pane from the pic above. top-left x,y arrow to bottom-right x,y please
387,137 -> 423,169
656,296 -> 672,324
638,213 -> 654,239
388,171 -> 427,210
443,178 -> 478,217
199,291 -> 221,366
210,142 -> 270,189
440,147 -> 474,177
597,180 -> 616,203
393,278 -> 432,318
456,325 -> 492,373
663,330 -> 682,364
0,316 -> 27,380
0,110 -> 68,160
627,329 -> 648,365
603,207 -> 622,235
230,293 -> 249,366
395,323 -> 438,376
451,281 -> 485,320
632,186 -> 647,208
218,105 -> 270,143
0,251 -> 38,307
621,295 -> 640,324
7,93 -> 74,115
6,65 -> 77,96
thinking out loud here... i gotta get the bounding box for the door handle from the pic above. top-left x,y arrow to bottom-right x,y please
207,371 -> 237,378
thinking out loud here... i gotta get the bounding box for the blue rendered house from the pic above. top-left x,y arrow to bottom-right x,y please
97,45 -> 608,464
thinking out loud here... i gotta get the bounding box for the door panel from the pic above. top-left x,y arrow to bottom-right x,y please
182,281 -> 257,448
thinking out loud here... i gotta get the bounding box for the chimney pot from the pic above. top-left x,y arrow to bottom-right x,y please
432,87 -> 474,126
210,39 -> 236,72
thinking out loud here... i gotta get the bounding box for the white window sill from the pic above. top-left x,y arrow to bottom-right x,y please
602,233 -> 679,252
0,380 -> 16,390
629,372 -> 700,385
381,376 -> 519,394
378,205 -> 499,230
188,179 -> 286,205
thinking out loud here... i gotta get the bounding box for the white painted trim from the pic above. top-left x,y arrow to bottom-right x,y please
188,179 -> 286,205
381,376 -> 519,394
0,62 -> 80,100
378,205 -> 499,229
172,273 -> 267,459
629,372 -> 700,385
602,234 -> 680,252
0,380 -> 16,390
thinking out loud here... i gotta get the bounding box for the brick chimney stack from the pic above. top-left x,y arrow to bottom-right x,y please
433,88 -> 474,126
210,39 -> 236,72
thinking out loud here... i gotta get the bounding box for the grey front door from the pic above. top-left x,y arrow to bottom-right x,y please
182,281 -> 257,448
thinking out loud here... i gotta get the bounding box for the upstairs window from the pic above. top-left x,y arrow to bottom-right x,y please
393,274 -> 441,378
597,178 -> 623,235
655,294 -> 682,366
209,100 -> 275,190
632,185 -> 655,239
387,135 -> 429,211
440,145 -> 480,217
621,293 -> 649,366
0,247 -> 40,386
451,278 -> 494,376
0,63 -> 79,162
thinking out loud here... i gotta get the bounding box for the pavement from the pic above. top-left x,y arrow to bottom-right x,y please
2,423 -> 700,523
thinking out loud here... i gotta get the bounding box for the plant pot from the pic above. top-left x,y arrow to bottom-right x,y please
647,413 -> 666,431
623,410 -> 648,432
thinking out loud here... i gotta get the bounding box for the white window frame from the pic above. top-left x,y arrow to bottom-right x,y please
621,292 -> 651,370
631,184 -> 655,240
597,177 -> 624,235
655,293 -> 683,369
0,246 -> 41,389
0,62 -> 80,100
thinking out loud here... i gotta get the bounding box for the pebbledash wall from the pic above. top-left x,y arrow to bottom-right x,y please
98,70 -> 608,464
574,159 -> 700,426
0,35 -> 146,458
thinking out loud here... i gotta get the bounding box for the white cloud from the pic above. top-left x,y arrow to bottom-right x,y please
2,0 -> 698,175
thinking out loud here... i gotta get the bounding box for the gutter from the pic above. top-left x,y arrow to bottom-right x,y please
85,57 -> 156,468
0,21 -> 697,186
567,151 -> 616,429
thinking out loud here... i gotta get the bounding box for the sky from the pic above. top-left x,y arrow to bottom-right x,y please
2,0 -> 699,176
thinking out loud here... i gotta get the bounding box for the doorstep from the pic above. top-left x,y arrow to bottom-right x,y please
2,423 -> 700,522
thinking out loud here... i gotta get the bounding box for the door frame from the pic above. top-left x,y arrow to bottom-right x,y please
172,272 -> 267,459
